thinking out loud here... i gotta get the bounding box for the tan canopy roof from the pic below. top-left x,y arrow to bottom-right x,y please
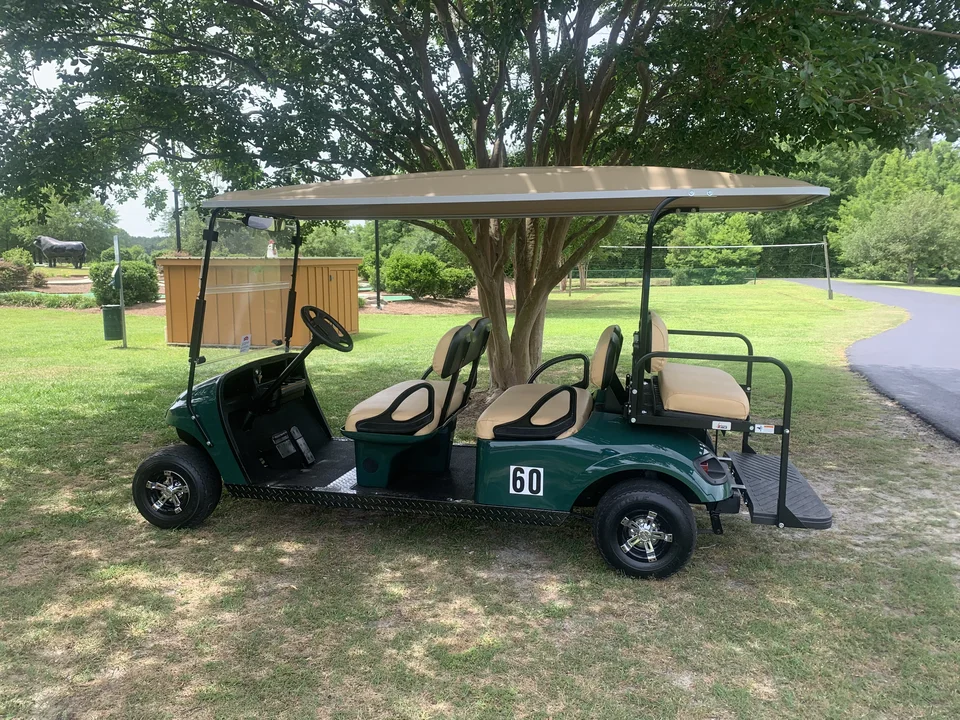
202,166 -> 829,220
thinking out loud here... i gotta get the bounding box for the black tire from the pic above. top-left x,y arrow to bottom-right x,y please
132,444 -> 222,529
593,479 -> 696,579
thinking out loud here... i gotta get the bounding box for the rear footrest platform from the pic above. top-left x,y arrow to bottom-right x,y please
727,452 -> 832,530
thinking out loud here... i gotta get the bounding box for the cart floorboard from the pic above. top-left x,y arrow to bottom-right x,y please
727,451 -> 832,530
227,442 -> 569,525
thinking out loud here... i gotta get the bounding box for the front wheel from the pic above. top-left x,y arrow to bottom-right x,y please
133,445 -> 222,529
593,479 -> 696,579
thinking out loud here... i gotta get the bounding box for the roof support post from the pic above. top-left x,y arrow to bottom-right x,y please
636,197 -> 680,369
284,220 -> 303,349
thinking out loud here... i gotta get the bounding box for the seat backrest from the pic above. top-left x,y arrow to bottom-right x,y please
590,325 -> 623,390
432,323 -> 474,379
649,311 -> 669,373
462,317 -> 491,366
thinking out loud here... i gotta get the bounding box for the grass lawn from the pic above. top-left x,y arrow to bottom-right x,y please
838,278 -> 960,296
32,265 -> 91,278
2,281 -> 959,719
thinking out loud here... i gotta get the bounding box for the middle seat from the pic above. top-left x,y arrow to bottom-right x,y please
476,325 -> 624,441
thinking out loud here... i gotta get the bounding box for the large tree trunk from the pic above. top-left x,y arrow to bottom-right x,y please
578,261 -> 588,290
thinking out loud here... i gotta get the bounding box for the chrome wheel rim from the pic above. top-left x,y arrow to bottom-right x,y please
618,510 -> 673,563
144,470 -> 190,516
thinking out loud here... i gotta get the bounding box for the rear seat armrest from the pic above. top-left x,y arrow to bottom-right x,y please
420,366 -> 433,380
355,381 -> 435,435
527,353 -> 590,389
492,385 -> 577,441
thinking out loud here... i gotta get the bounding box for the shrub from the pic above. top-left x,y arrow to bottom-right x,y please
0,292 -> 98,309
2,248 -> 34,269
0,260 -> 30,291
438,267 -> 475,298
671,267 -> 753,286
382,251 -> 446,299
358,296 -> 366,308
935,268 -> 960,286
89,260 -> 159,305
100,247 -> 134,262
31,271 -> 48,288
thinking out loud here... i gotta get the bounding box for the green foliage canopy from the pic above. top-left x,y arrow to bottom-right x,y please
833,142 -> 960,283
1,1 -> 957,383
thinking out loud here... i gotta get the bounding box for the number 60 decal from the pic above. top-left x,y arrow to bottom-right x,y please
509,466 -> 544,496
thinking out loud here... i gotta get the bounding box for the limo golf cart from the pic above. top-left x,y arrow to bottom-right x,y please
133,166 -> 833,578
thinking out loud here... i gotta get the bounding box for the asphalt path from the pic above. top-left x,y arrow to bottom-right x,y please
793,279 -> 960,442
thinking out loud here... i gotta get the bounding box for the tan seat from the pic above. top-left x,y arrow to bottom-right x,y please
650,311 -> 750,419
475,384 -> 593,440
345,379 -> 466,436
345,320 -> 486,435
658,363 -> 749,419
476,325 -> 622,440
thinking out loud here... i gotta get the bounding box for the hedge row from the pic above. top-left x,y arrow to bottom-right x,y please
0,292 -> 98,309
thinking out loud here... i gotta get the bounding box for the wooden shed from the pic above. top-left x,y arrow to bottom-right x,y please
157,257 -> 361,348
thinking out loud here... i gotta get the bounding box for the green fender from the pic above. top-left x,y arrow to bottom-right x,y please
165,375 -> 248,485
574,449 -> 729,504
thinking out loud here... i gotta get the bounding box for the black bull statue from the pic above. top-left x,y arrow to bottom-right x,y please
33,235 -> 87,269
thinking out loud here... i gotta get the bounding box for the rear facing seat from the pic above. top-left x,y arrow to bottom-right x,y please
649,311 -> 750,420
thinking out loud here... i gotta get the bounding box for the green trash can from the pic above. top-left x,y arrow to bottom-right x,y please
102,304 -> 124,341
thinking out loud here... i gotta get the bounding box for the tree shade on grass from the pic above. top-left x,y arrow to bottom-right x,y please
3,282 -> 960,718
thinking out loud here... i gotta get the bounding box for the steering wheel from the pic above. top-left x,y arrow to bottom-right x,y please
301,305 -> 353,352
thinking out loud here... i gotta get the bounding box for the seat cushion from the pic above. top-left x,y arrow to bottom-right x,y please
345,379 -> 466,436
476,384 -> 594,440
658,362 -> 750,420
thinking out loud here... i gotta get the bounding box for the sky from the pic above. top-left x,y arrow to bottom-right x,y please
31,62 -> 171,238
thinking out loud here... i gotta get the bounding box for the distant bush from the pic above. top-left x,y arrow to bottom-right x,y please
100,248 -> 133,262
358,296 -> 366,308
31,271 -> 48,288
382,251 -> 447,299
2,248 -> 34,269
89,261 -> 159,305
671,267 -> 754,286
0,292 -> 97,309
438,267 -> 475,298
935,268 -> 960,286
0,260 -> 30,291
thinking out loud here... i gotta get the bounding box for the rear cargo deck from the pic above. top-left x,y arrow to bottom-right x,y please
727,451 -> 832,529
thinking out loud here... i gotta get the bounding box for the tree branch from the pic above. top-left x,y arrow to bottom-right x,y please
819,8 -> 960,41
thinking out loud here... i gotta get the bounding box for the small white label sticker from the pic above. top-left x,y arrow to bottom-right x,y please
240,334 -> 251,353
711,421 -> 732,431
509,466 -> 544,496
754,424 -> 776,434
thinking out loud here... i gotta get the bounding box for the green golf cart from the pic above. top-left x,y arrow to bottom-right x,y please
133,166 -> 833,578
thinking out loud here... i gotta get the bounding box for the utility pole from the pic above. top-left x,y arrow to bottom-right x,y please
173,187 -> 182,252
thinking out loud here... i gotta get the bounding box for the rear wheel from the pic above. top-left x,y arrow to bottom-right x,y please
133,445 -> 222,529
593,479 -> 696,578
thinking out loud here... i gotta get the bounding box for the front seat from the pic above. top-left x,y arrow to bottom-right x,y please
649,311 -> 750,420
345,318 -> 490,436
475,325 -> 623,441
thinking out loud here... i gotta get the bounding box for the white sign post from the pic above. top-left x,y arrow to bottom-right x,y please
114,235 -> 128,348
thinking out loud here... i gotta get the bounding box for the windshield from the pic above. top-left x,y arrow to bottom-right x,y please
192,217 -> 298,382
